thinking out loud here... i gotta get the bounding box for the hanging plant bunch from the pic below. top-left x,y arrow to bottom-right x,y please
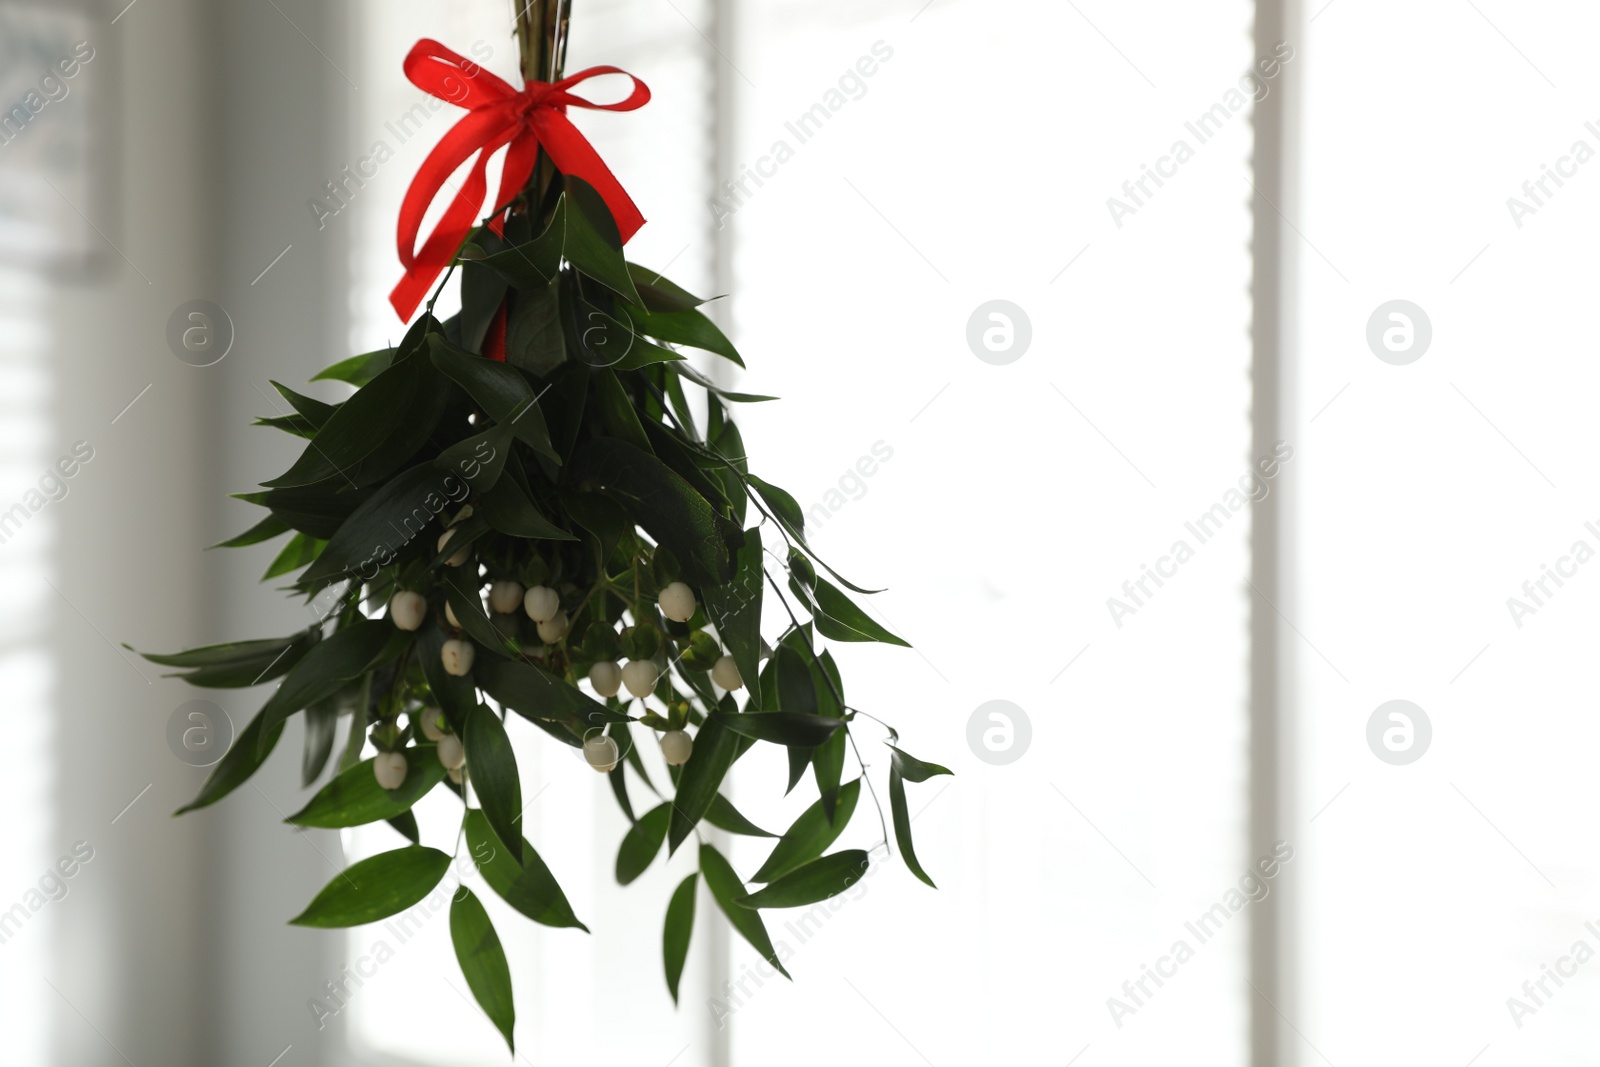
134,10 -> 948,1052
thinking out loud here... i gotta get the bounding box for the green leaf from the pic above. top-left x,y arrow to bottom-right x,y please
671,361 -> 776,403
289,846 -> 451,927
627,262 -> 709,312
458,259 -> 508,354
752,778 -> 862,883
245,483 -> 373,541
256,620 -> 394,754
576,305 -> 685,371
212,514 -> 289,549
464,809 -> 588,931
563,180 -> 643,304
592,370 -> 652,454
464,704 -> 524,864
429,337 -> 561,463
174,707 -> 286,815
888,745 -> 953,783
739,850 -> 871,909
312,347 -> 394,386
616,803 -> 671,885
270,381 -> 338,428
387,809 -> 420,843
569,437 -> 736,586
698,842 -> 790,979
450,888 -> 516,1053
298,463 -> 463,586
775,645 -> 818,715
435,422 -> 514,492
505,276 -> 566,375
286,746 -> 446,829
703,528 -> 763,706
812,730 -> 847,824
663,873 -> 697,1004
746,475 -> 805,534
479,477 -> 575,542
442,570 -> 516,659
135,630 -> 317,689
301,695 -> 341,786
809,578 -> 909,646
667,714 -> 740,854
475,197 -> 564,292
713,711 -> 842,748
263,353 -> 434,488
889,749 -> 951,889
705,793 -> 777,838
627,304 -> 743,367
263,533 -> 323,581
475,656 -> 629,730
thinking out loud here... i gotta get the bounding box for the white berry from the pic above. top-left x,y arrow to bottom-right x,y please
488,580 -> 523,614
441,639 -> 475,676
536,609 -> 569,645
711,655 -> 743,691
523,585 -> 560,623
660,730 -> 693,766
589,660 -> 623,698
438,528 -> 470,567
444,600 -> 462,629
622,659 -> 659,699
583,735 -> 620,773
437,734 -> 466,771
447,765 -> 464,785
416,708 -> 446,741
389,591 -> 427,631
373,751 -> 408,790
659,581 -> 696,623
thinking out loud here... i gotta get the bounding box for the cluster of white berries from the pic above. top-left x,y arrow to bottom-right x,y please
389,570 -> 580,679
522,584 -> 569,643
371,707 -> 468,791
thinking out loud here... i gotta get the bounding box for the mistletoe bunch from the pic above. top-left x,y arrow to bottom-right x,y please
138,175 -> 948,1050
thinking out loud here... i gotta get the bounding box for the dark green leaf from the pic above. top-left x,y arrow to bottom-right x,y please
627,304 -> 743,367
417,624 -> 478,731
747,475 -> 805,534
592,370 -> 652,453
753,778 -> 862,884
270,381 -> 337,428
298,464 -> 464,586
465,809 -> 588,931
810,578 -> 909,646
451,888 -> 516,1052
263,354 -> 432,488
713,711 -> 842,748
464,703 -> 524,864
667,714 -> 740,854
312,348 -> 394,387
480,456 -> 576,541
889,751 -> 951,890
458,259 -> 508,354
443,570 -> 516,659
256,621 -> 394,754
699,843 -> 790,979
569,438 -> 735,586
475,197 -> 564,291
627,262 -> 709,312
429,337 -> 561,463
263,533 -> 323,581
212,514 -> 289,549
563,180 -> 643,304
136,630 -> 318,689
703,528 -> 763,705
670,361 -> 776,403
739,850 -> 871,909
387,809 -> 420,843
888,745 -> 954,784
435,422 -> 514,492
475,656 -> 629,730
289,846 -> 451,927
663,873 -> 697,1004
616,803 -> 670,885
174,707 -> 286,815
505,277 -> 566,375
705,793 -> 777,838
301,696 -> 340,786
286,746 -> 446,828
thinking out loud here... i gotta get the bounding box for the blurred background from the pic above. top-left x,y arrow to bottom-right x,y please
2,0 -> 1598,1064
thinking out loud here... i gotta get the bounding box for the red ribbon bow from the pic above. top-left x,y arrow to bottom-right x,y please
389,39 -> 650,321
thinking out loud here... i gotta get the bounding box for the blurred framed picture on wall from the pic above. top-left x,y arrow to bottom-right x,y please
0,0 -> 113,275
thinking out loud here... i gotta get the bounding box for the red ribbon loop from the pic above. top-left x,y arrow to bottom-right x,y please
389,39 -> 650,321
